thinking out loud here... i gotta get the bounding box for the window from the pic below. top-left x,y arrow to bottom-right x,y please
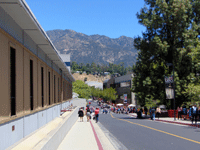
41,67 -> 44,107
48,71 -> 50,105
30,60 -> 33,110
54,75 -> 56,103
10,47 -> 16,116
58,78 -> 60,102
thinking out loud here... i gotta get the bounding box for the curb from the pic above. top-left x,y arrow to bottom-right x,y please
90,120 -> 103,150
155,119 -> 200,128
129,114 -> 200,128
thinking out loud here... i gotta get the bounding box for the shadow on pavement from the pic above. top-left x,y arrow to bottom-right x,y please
117,116 -> 150,120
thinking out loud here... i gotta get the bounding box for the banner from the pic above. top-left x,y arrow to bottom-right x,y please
165,87 -> 174,99
164,75 -> 174,99
124,94 -> 127,103
165,75 -> 174,84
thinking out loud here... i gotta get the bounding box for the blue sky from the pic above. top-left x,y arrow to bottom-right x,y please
26,0 -> 146,39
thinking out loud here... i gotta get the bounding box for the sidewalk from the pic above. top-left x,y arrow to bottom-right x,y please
129,113 -> 200,127
57,117 -> 99,150
7,107 -> 116,150
57,116 -> 115,150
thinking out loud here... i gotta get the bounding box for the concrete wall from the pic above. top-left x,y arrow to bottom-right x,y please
0,100 -> 72,150
33,98 -> 86,150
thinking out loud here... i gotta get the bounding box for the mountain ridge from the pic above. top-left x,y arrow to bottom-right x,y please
46,29 -> 138,67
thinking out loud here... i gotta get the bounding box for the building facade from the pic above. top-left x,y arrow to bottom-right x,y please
103,74 -> 136,105
0,1 -> 75,149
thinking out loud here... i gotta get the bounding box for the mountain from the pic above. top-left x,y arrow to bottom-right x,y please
46,29 -> 138,67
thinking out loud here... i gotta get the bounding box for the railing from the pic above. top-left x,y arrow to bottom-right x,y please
168,110 -> 189,119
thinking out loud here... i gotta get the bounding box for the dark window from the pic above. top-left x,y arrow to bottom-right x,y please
54,75 -> 56,103
10,47 -> 16,116
65,62 -> 70,66
48,72 -> 50,105
30,60 -> 33,110
41,67 -> 44,107
58,78 -> 60,102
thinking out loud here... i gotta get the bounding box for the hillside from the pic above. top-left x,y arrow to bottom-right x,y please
46,29 -> 138,67
72,73 -> 110,83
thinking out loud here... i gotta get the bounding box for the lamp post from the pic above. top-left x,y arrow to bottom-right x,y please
166,63 -> 176,121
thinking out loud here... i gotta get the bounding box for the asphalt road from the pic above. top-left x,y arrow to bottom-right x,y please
90,100 -> 200,150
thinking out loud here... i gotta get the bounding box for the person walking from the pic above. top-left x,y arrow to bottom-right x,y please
86,106 -> 91,122
144,106 -> 148,117
149,107 -> 152,120
177,106 -> 182,120
95,107 -> 100,123
188,106 -> 192,120
156,107 -> 161,119
78,107 -> 84,122
151,107 -> 156,121
191,104 -> 198,125
182,105 -> 187,120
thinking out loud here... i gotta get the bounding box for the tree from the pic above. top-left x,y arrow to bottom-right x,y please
90,87 -> 117,102
71,61 -> 79,71
133,0 -> 200,107
91,87 -> 103,98
73,80 -> 91,99
102,88 -> 117,102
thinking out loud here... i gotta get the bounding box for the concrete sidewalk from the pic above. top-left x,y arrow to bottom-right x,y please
57,116 -> 116,150
7,100 -> 116,150
57,117 -> 99,150
129,113 -> 200,127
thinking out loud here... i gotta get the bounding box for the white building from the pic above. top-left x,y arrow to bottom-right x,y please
59,54 -> 71,72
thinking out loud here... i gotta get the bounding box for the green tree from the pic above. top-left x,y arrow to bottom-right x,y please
71,61 -> 79,71
133,0 -> 200,107
102,88 -> 117,102
73,80 -> 91,99
91,87 -> 103,98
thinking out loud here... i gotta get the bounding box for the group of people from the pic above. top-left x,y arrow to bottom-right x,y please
78,105 -> 100,123
149,107 -> 161,121
110,105 -> 161,121
111,106 -> 130,114
177,104 -> 200,124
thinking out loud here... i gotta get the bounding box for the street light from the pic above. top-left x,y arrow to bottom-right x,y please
166,63 -> 176,121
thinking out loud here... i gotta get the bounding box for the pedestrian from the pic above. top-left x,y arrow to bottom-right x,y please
191,104 -> 198,125
78,107 -> 84,122
128,107 -> 130,113
105,107 -> 108,114
117,108 -> 120,114
156,107 -> 161,119
149,107 -> 152,119
198,107 -> 200,121
151,107 -> 155,121
111,107 -> 113,112
182,105 -> 187,120
189,106 -> 192,120
144,106 -> 148,117
140,108 -> 143,118
86,106 -> 91,122
95,107 -> 100,123
177,106 -> 182,120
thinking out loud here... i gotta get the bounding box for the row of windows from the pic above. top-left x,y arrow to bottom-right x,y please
10,47 -> 62,116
